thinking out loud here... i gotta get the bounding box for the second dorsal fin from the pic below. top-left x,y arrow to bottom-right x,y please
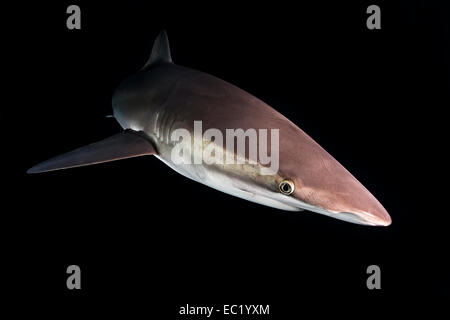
142,30 -> 172,69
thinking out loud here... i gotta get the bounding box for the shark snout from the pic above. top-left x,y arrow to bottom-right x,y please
335,206 -> 392,226
299,198 -> 392,226
291,179 -> 392,226
332,186 -> 392,226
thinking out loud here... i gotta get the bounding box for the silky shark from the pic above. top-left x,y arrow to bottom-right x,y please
28,31 -> 391,226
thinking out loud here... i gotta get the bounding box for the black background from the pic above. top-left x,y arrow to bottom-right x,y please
4,0 -> 449,318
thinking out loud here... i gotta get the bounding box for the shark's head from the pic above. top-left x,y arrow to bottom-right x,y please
275,130 -> 391,226
271,171 -> 391,226
219,131 -> 392,226
191,119 -> 391,227
182,131 -> 391,227
215,158 -> 391,226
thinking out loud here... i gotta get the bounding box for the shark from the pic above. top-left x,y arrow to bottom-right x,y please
28,31 -> 391,226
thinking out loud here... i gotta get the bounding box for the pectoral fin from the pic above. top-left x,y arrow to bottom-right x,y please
27,130 -> 157,174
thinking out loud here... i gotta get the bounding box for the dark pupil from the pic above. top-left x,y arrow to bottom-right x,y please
282,183 -> 290,192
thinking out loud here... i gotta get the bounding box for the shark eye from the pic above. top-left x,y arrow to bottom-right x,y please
279,179 -> 295,195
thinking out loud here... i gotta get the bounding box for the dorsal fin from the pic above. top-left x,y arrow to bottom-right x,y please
142,30 -> 172,69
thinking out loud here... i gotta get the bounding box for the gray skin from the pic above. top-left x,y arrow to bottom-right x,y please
28,31 -> 391,226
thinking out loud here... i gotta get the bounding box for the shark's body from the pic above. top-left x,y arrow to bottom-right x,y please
28,31 -> 391,226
